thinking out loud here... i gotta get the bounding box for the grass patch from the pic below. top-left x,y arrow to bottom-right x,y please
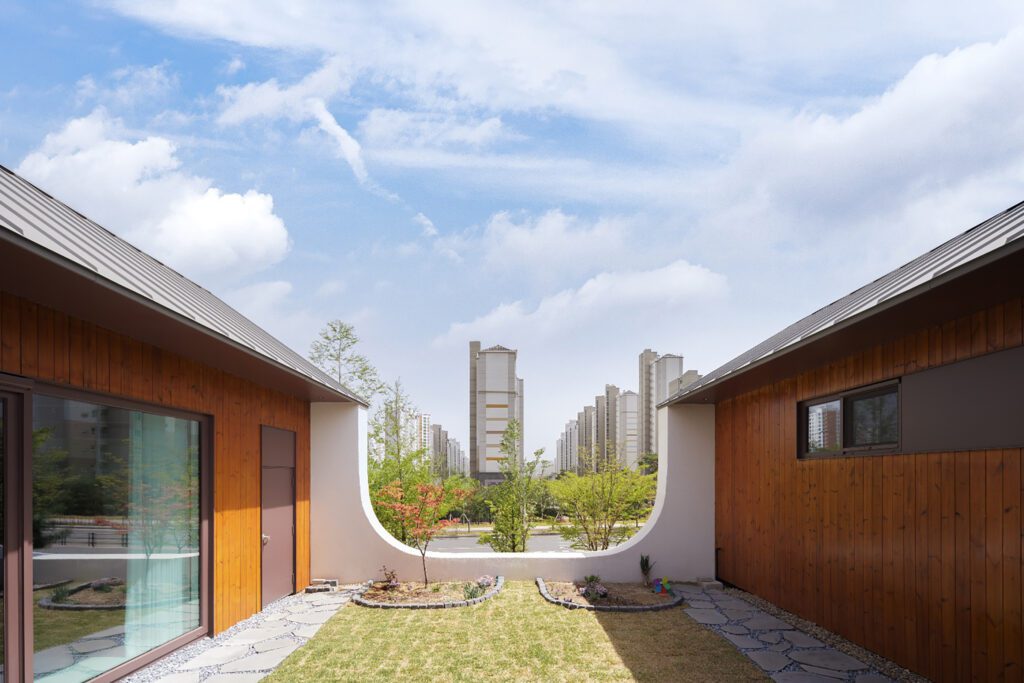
0,589 -> 125,652
268,581 -> 766,682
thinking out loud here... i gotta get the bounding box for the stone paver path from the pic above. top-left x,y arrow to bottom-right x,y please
121,585 -> 363,683
676,584 -> 892,682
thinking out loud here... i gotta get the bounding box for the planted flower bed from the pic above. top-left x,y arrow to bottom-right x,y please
39,578 -> 128,610
354,571 -> 504,609
536,576 -> 686,612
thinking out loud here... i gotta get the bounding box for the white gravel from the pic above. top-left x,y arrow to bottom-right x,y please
120,588 -> 358,683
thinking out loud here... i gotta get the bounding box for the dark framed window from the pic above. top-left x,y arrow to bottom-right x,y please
799,380 -> 900,458
0,375 -> 213,683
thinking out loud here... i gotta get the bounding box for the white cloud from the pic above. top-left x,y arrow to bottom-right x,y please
316,279 -> 346,297
360,109 -> 512,150
76,63 -> 178,108
434,259 -> 726,346
224,56 -> 245,75
216,56 -> 380,188
17,108 -> 290,281
690,28 -> 1024,284
481,209 -> 632,278
217,55 -> 350,123
413,212 -> 437,237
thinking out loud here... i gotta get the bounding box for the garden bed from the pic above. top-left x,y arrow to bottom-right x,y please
39,578 -> 128,610
354,576 -> 504,609
536,577 -> 686,612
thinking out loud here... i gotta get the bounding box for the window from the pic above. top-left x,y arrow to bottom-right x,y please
31,393 -> 205,682
799,381 -> 899,458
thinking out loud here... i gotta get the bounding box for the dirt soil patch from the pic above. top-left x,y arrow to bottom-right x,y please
546,581 -> 677,607
63,585 -> 127,607
362,581 -> 479,604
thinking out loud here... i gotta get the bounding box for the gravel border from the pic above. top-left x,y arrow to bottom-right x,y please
535,577 -> 686,612
353,576 -> 504,609
722,586 -> 927,683
121,584 -> 368,683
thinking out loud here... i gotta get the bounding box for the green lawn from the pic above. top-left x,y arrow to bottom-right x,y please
268,582 -> 766,682
0,589 -> 125,652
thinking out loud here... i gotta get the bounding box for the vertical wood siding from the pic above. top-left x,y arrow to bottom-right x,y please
715,298 -> 1023,681
0,291 -> 312,633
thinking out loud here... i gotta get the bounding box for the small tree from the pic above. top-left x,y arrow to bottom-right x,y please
549,458 -> 656,551
368,380 -> 432,544
638,452 -> 659,475
377,481 -> 466,585
479,420 -> 545,552
309,320 -> 383,402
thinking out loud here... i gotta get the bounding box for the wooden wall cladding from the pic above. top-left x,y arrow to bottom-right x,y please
715,297 -> 1023,682
0,291 -> 311,633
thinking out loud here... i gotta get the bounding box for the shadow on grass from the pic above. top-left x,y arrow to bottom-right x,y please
591,603 -> 767,682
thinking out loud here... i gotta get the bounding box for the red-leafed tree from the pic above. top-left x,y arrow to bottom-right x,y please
378,481 -> 467,586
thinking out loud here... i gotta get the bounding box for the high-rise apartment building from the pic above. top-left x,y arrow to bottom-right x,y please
638,349 -> 659,457
565,418 -> 579,473
415,413 -> 432,454
469,341 -> 524,484
430,423 -> 449,477
580,405 -> 596,468
638,350 -> 685,455
616,389 -> 640,468
447,437 -> 466,476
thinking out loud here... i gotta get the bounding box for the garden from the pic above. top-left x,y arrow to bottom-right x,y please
267,581 -> 765,682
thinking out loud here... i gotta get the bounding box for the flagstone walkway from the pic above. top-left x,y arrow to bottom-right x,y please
677,583 -> 894,682
121,586 -> 363,683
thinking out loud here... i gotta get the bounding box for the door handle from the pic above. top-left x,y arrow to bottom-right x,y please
262,534 -> 270,546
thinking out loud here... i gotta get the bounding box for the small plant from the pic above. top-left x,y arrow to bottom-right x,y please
51,585 -> 71,604
476,575 -> 495,589
431,584 -> 441,593
463,583 -> 485,600
579,575 -> 609,600
379,565 -> 400,591
95,583 -> 113,593
640,554 -> 656,586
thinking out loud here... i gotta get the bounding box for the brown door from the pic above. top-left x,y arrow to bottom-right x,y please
261,426 -> 296,607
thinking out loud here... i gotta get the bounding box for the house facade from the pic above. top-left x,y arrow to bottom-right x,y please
0,165 -> 364,682
663,201 -> 1024,681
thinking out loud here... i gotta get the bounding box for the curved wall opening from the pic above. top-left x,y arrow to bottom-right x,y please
309,402 -> 716,583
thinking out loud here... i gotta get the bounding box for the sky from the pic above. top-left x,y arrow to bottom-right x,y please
3,2 -> 1024,462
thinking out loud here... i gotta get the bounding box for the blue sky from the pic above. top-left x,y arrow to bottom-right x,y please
4,2 -> 1024,460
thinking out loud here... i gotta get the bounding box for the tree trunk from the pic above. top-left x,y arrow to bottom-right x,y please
421,551 -> 429,586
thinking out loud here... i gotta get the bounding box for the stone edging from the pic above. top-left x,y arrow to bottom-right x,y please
535,577 -> 686,612
353,576 -> 504,609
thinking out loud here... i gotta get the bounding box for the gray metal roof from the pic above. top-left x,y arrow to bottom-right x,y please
0,164 -> 365,405
665,199 -> 1024,406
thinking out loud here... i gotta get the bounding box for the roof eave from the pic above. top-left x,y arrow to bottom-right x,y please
0,228 -> 368,407
661,234 -> 1024,408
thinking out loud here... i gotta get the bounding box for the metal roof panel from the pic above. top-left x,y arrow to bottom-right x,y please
0,164 -> 365,405
664,199 -> 1024,405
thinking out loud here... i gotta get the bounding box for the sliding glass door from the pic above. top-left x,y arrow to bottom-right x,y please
0,381 -> 209,683
31,394 -> 202,681
1,394 -> 7,678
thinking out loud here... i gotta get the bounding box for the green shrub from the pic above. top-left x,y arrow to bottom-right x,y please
463,583 -> 484,600
51,585 -> 71,603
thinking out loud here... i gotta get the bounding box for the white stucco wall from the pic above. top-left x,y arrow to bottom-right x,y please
310,401 -> 715,583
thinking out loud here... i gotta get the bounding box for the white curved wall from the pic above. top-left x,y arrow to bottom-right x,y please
310,402 -> 715,583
